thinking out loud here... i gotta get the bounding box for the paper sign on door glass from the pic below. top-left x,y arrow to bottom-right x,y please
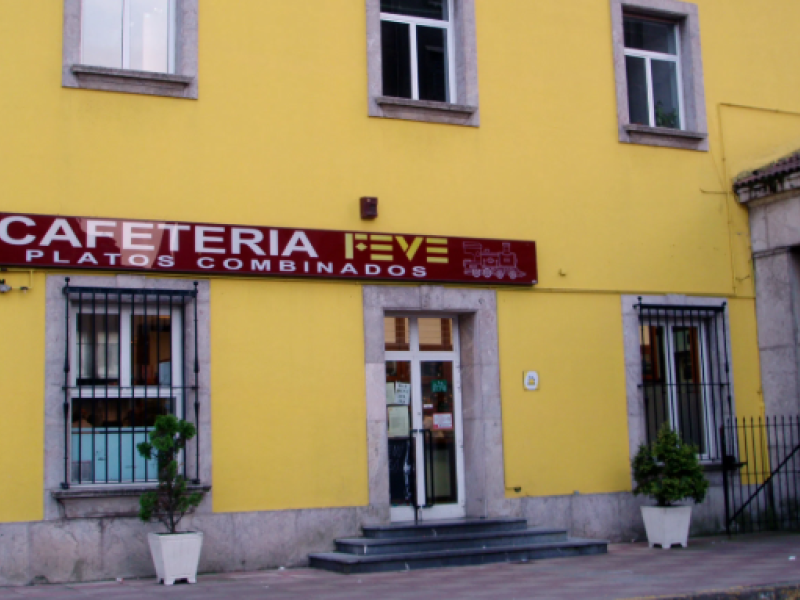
433,413 -> 454,430
388,406 -> 410,437
385,382 -> 396,404
431,379 -> 448,393
395,382 -> 411,405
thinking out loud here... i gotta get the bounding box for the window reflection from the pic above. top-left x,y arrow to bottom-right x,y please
129,0 -> 171,72
132,315 -> 172,386
419,318 -> 453,351
77,314 -> 120,386
82,0 -> 124,69
384,317 -> 410,351
81,0 -> 173,73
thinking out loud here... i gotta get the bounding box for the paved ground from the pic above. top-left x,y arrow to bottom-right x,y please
1,533 -> 799,600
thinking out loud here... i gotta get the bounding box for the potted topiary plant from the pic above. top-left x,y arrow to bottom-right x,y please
137,415 -> 205,585
632,426 -> 709,549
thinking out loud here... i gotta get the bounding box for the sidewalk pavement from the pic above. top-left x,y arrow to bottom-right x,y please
1,533 -> 798,600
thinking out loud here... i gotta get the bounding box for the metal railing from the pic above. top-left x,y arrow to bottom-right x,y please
721,416 -> 800,534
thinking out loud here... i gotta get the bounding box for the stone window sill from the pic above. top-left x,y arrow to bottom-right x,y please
69,65 -> 196,99
53,483 -> 210,500
52,484 -> 210,519
622,124 -> 709,151
373,96 -> 479,127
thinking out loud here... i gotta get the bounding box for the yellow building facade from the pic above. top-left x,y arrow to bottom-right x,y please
1,0 -> 799,584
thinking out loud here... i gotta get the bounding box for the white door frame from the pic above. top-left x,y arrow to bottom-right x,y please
386,315 -> 466,522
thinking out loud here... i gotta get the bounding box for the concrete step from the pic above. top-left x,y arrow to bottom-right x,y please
360,518 -> 528,539
335,528 -> 568,555
309,538 -> 608,574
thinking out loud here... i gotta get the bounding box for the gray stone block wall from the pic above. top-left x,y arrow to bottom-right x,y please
524,486 -> 725,544
742,191 -> 800,417
0,506 -> 376,586
0,487 -> 728,586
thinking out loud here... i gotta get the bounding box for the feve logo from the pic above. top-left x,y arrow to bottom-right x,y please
344,234 -> 449,264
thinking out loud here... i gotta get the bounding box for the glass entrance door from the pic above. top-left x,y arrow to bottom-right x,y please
384,316 -> 465,522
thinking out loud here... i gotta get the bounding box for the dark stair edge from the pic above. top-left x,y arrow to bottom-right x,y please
310,540 -> 608,574
312,539 -> 608,565
361,518 -> 528,538
336,527 -> 568,548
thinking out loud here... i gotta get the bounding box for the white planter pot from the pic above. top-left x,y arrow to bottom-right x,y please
641,506 -> 692,549
147,531 -> 203,585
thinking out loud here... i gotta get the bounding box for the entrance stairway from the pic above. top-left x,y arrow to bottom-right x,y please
308,518 -> 608,574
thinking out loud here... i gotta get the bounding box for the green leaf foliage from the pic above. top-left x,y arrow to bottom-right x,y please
631,426 -> 709,507
136,415 -> 204,534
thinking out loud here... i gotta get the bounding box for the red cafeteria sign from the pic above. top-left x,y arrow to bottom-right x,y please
0,213 -> 537,285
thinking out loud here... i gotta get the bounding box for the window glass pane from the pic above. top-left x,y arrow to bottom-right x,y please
641,326 -> 669,445
416,26 -> 448,102
421,361 -> 457,504
386,361 -> 413,505
381,21 -> 412,99
132,315 -> 172,386
385,317 -> 410,351
71,398 -> 167,483
381,0 -> 448,21
77,314 -> 120,386
672,327 -> 705,452
129,0 -> 171,72
625,55 -> 650,126
72,397 -> 168,429
419,318 -> 453,351
82,0 -> 124,69
623,17 -> 677,55
652,60 -> 681,129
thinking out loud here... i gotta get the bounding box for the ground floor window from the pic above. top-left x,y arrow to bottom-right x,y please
636,299 -> 731,460
64,281 -> 198,486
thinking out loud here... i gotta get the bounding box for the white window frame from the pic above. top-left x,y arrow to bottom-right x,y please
610,0 -> 708,151
379,0 -> 458,104
78,0 -> 178,74
62,0 -> 199,99
68,299 -> 185,486
366,0 -> 480,127
70,302 -> 185,399
640,319 -> 716,460
623,15 -> 685,130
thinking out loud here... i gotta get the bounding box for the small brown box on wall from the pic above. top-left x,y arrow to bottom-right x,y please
360,197 -> 378,220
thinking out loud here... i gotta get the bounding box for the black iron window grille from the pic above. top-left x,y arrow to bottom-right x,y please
636,299 -> 731,462
62,278 -> 200,487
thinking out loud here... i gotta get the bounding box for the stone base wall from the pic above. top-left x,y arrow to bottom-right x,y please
0,506 -> 377,586
0,485 -> 728,586
523,486 -> 726,543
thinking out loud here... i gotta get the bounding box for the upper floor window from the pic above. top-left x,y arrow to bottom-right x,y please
367,0 -> 480,127
62,0 -> 199,99
623,16 -> 682,130
610,0 -> 708,151
81,0 -> 177,74
380,0 -> 455,104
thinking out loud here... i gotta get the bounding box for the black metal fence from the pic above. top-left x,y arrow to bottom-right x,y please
721,416 -> 800,534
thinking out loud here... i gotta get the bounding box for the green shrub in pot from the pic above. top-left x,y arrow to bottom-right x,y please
632,426 -> 709,549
